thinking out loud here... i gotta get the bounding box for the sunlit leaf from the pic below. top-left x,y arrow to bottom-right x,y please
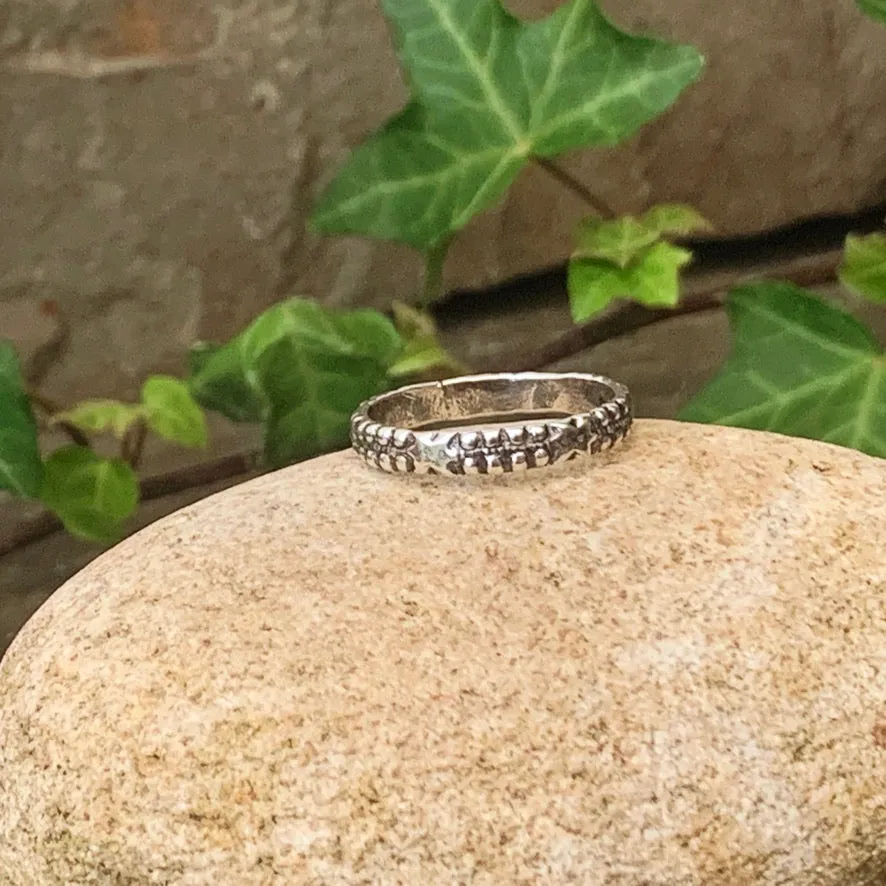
54,401 -> 144,439
0,341 -> 42,498
573,216 -> 661,268
641,204 -> 711,237
574,205 -> 709,268
40,446 -> 139,542
680,282 -> 886,457
568,240 -> 692,322
839,233 -> 886,304
141,376 -> 208,448
312,0 -> 703,248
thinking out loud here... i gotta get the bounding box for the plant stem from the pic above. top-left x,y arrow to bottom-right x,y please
26,388 -> 63,415
24,299 -> 70,387
0,450 -> 262,558
421,239 -> 452,306
26,387 -> 91,449
533,157 -> 614,218
518,295 -> 724,371
122,419 -> 148,469
483,249 -> 844,373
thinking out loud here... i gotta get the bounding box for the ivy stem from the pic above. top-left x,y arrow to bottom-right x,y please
26,388 -> 63,415
533,157 -> 614,219
122,419 -> 148,470
25,386 -> 91,449
421,238 -> 452,306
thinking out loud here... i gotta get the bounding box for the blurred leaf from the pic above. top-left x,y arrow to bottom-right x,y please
40,446 -> 139,542
574,205 -> 708,268
388,302 -> 465,378
256,336 -> 394,466
574,216 -> 661,268
680,282 -> 886,457
641,204 -> 711,237
54,401 -> 144,439
312,0 -> 703,248
568,240 -> 692,322
189,298 -> 404,466
187,341 -> 221,376
839,233 -> 886,304
141,376 -> 208,448
0,341 -> 42,498
858,0 -> 886,23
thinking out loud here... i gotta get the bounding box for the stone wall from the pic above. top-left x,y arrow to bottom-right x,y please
2,0 -> 886,401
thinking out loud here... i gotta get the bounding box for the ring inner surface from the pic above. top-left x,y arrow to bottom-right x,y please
367,376 -> 615,430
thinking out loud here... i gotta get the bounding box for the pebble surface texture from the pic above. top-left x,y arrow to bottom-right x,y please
1,420 -> 886,885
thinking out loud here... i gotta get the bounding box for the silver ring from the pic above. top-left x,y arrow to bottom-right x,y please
349,371 -> 632,476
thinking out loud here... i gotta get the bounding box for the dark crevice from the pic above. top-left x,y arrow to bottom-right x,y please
433,200 -> 886,321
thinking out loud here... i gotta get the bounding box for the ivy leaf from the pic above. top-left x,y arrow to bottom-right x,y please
312,0 -> 703,248
189,298 -> 403,466
641,204 -> 711,238
40,446 -> 139,542
387,302 -> 466,378
574,204 -> 709,268
858,0 -> 886,23
568,240 -> 692,322
54,401 -> 144,439
258,338 -> 393,466
187,341 -> 220,376
573,216 -> 662,268
838,233 -> 886,304
0,342 -> 42,498
141,376 -> 208,448
679,282 -> 886,457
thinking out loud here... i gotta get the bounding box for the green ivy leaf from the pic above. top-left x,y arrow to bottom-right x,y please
680,282 -> 886,457
40,446 -> 139,542
858,0 -> 886,23
838,233 -> 886,304
187,341 -> 221,377
573,216 -> 662,268
641,204 -> 712,237
568,240 -> 692,322
189,298 -> 404,466
312,0 -> 703,248
0,342 -> 42,498
54,401 -> 144,438
141,376 -> 208,448
387,302 -> 465,378
574,204 -> 709,268
258,338 -> 393,466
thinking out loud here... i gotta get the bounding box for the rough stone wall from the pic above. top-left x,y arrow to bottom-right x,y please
2,0 -> 886,401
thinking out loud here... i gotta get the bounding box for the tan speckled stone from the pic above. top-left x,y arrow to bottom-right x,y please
2,420 -> 886,885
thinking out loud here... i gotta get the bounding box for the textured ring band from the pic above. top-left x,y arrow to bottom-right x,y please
349,371 -> 632,476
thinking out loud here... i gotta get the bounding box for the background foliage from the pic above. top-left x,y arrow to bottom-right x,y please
1,0 -> 884,543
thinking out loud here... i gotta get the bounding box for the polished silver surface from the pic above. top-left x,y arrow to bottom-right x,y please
350,372 -> 632,476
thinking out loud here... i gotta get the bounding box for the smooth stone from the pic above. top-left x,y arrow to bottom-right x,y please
1,420 -> 885,885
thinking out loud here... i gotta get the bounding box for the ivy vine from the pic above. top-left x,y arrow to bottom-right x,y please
1,0 -> 884,543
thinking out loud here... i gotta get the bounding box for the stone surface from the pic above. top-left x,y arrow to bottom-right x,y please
2,421 -> 886,885
3,0 -> 886,405
0,464 -> 262,657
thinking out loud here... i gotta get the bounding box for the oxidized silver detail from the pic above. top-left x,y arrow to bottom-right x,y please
349,371 -> 632,476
